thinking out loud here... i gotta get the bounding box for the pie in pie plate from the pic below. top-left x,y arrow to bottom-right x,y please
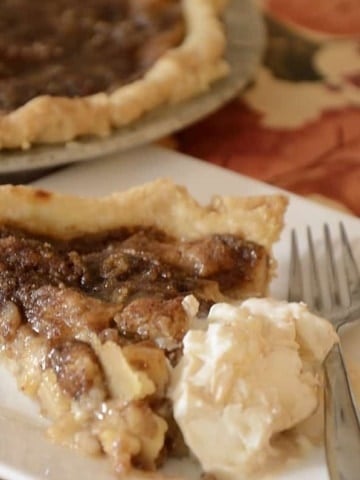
0,0 -> 230,150
0,178 -> 289,478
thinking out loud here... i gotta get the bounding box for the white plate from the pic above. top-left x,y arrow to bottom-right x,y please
0,0 -> 265,178
0,146 -> 360,480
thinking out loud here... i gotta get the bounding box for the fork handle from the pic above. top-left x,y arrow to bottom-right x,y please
324,343 -> 360,480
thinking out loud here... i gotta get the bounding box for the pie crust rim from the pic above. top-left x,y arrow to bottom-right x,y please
0,0 -> 229,150
0,178 -> 288,251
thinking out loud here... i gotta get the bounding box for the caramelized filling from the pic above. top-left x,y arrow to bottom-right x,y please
0,225 -> 266,350
0,224 -> 268,472
0,0 -> 185,111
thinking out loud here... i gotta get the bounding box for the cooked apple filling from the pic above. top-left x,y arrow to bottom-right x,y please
0,224 -> 269,472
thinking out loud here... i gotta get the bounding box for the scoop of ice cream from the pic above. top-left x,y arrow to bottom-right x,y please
169,297 -> 337,480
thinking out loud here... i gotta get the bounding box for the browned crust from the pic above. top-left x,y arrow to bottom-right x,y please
0,0 -> 229,150
0,178 -> 288,252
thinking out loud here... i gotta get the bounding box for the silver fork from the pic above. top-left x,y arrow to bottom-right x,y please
288,223 -> 360,480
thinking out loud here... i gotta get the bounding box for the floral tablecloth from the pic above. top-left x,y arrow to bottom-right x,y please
175,0 -> 360,216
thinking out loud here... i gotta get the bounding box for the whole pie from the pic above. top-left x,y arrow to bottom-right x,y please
0,179 -> 287,477
0,0 -> 229,150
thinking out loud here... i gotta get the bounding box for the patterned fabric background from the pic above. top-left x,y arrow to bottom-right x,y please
175,0 -> 360,216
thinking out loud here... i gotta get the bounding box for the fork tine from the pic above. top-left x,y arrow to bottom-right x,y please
288,229 -> 304,303
289,224 -> 360,329
307,226 -> 325,312
340,222 -> 360,301
324,223 -> 341,307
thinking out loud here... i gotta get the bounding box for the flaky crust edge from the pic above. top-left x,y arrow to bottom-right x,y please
0,0 -> 229,150
0,178 -> 288,252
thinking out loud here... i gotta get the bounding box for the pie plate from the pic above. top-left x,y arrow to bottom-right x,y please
0,0 -> 265,179
0,146 -> 360,480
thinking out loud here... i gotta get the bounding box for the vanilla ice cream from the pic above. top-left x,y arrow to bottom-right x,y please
169,297 -> 337,480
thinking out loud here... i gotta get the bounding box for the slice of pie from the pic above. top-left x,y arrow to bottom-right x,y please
0,0 -> 229,150
0,179 -> 287,476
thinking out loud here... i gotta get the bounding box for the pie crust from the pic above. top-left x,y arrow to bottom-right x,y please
0,0 -> 229,150
0,178 -> 286,250
0,179 -> 288,477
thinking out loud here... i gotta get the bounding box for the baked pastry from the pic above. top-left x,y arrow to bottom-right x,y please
0,0 -> 229,150
0,179 -> 287,476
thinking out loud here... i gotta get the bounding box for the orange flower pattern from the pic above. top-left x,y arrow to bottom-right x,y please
176,1 -> 360,215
